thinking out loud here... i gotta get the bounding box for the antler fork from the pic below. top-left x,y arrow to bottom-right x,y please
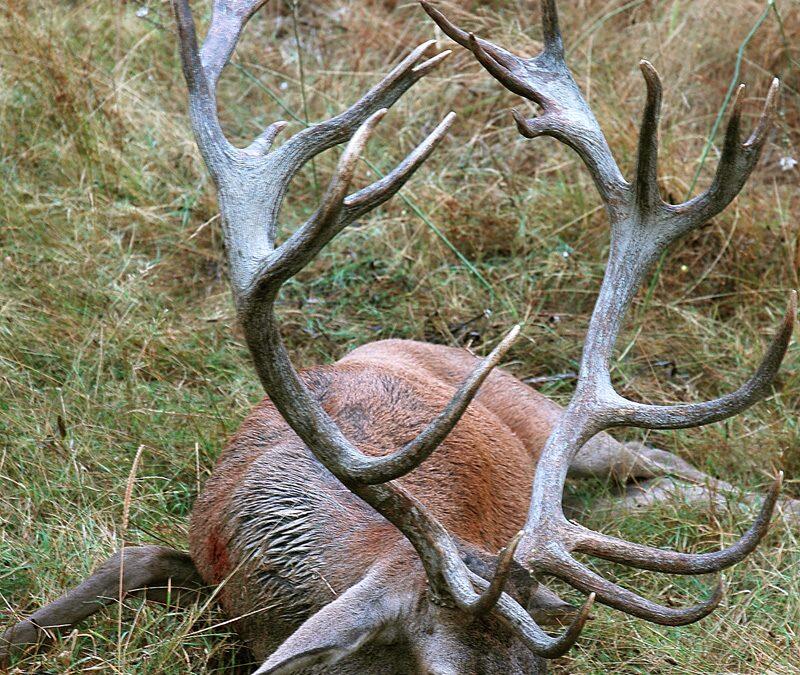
423,0 -> 793,628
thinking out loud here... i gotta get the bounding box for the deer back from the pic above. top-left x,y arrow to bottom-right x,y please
190,340 -> 545,661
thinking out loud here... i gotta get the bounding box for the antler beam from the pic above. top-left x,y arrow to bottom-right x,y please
172,0 -> 590,654
422,0 -> 793,637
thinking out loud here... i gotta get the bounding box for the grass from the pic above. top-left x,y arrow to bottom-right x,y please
0,0 -> 798,672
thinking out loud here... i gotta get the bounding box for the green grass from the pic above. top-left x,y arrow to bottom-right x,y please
1,0 -> 799,672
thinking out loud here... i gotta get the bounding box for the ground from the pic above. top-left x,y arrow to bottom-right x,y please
0,0 -> 798,672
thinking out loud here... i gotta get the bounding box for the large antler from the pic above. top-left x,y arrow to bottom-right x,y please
423,0 -> 793,637
172,0 -> 593,658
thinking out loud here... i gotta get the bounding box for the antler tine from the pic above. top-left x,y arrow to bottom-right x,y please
677,78 -> 781,224
467,532 -> 524,616
260,108 -> 392,285
614,291 -> 796,430
352,323 -> 520,485
465,34 -> 542,104
547,549 -> 725,626
489,588 -> 596,659
462,566 -> 595,657
201,0 -> 270,96
419,2 -> 488,55
635,61 -> 664,211
244,121 -> 289,156
275,41 -> 452,177
540,0 -> 564,59
344,111 -> 453,214
173,0 -> 232,176
570,472 -> 783,574
745,78 -> 781,148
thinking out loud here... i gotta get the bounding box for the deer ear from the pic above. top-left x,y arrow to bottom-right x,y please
252,565 -> 408,675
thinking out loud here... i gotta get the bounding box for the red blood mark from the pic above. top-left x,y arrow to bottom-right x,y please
206,529 -> 231,584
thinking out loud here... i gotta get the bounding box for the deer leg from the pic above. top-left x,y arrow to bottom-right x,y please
569,437 -> 800,525
570,435 -> 711,484
0,545 -> 204,666
592,475 -> 800,523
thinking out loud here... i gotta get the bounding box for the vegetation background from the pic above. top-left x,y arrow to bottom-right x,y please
1,0 -> 798,672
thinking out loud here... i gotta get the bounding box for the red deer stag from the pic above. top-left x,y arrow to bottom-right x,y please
1,1 -> 795,673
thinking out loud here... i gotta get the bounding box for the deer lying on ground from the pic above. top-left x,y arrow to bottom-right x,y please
1,0 -> 796,672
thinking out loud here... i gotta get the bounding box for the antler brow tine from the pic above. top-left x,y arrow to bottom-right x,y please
570,472 -> 783,574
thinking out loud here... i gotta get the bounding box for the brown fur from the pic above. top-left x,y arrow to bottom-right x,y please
189,339 -> 559,661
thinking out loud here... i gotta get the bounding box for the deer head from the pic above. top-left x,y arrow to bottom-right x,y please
171,0 -> 793,671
